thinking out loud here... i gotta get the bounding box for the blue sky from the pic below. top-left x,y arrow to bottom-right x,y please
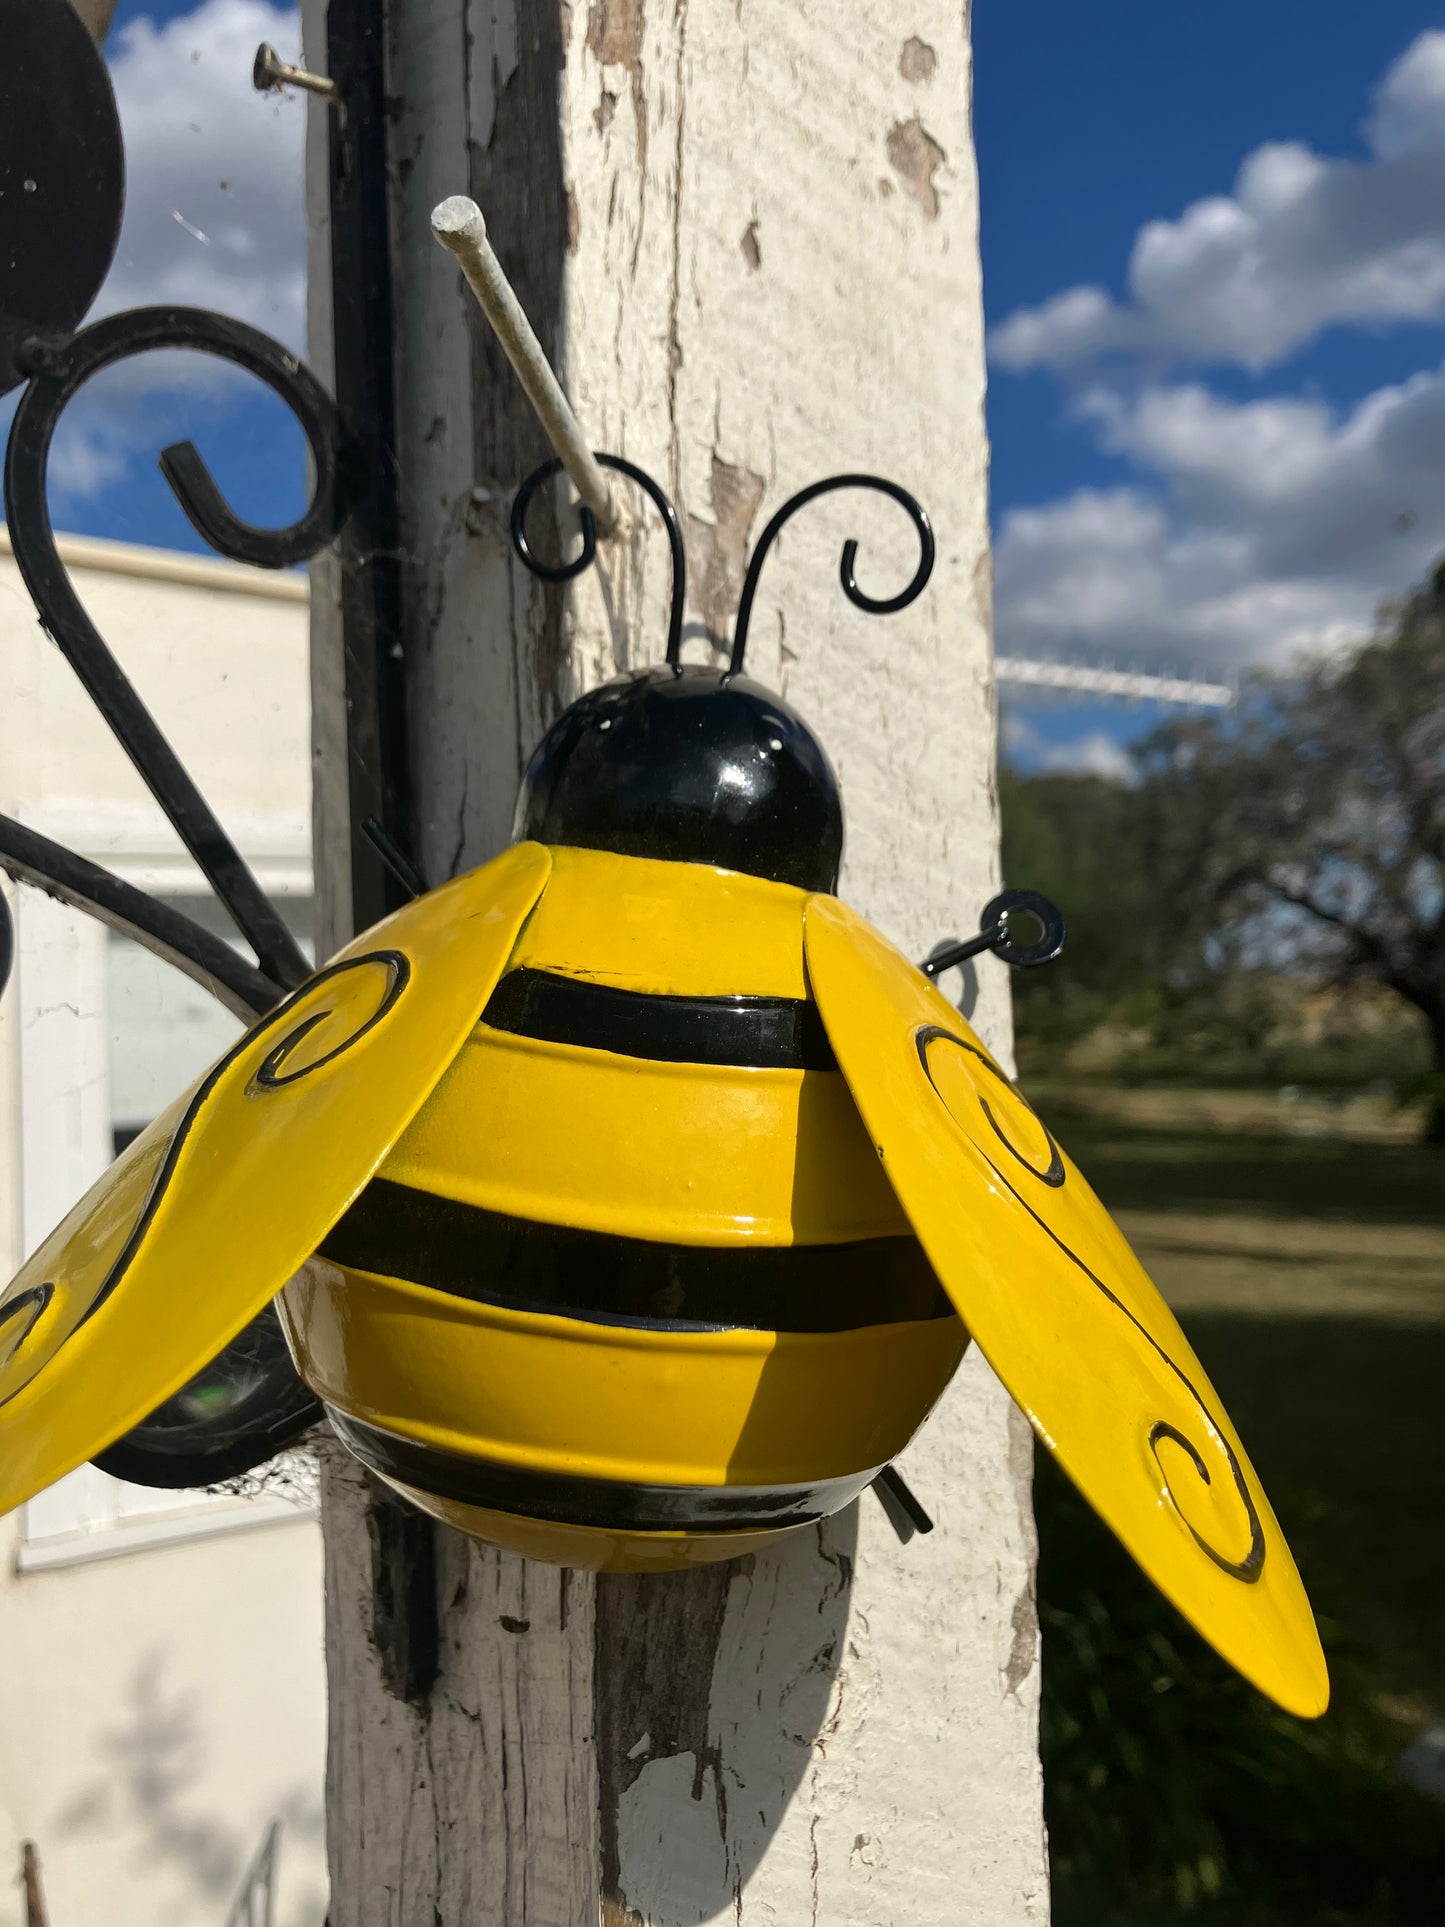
11,0 -> 1445,777
976,0 -> 1445,772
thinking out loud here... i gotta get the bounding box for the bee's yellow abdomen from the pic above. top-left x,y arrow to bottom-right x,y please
381,846 -> 909,1245
382,1027 -> 907,1245
286,1257 -> 963,1492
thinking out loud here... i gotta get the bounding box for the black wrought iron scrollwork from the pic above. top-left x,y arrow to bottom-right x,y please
4,306 -> 351,991
0,819 -> 279,1021
730,474 -> 935,673
0,0 -> 362,1484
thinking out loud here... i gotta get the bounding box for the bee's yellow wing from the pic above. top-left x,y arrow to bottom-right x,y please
0,843 -> 552,1515
804,894 -> 1328,1718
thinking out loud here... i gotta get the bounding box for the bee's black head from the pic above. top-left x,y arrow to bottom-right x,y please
513,664 -> 844,893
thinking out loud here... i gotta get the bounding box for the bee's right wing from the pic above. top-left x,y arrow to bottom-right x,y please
0,842 -> 552,1515
804,892 -> 1328,1720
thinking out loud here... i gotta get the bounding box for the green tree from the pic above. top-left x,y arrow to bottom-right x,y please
999,766 -> 1203,1069
1135,572 -> 1445,1139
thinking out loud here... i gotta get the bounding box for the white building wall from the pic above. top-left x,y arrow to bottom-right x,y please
0,533 -> 327,1927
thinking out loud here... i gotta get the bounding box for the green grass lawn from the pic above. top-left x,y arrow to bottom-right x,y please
1027,1086 -> 1445,1925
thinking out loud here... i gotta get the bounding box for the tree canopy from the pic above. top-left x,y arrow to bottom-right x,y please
1001,569 -> 1445,1137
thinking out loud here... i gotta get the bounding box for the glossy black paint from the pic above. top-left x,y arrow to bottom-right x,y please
515,663 -> 846,891
729,473 -> 935,673
920,887 -> 1068,978
483,966 -> 837,1070
319,1176 -> 952,1334
984,888 -> 1067,968
330,1409 -> 883,1533
0,0 -> 124,396
872,1464 -> 935,1543
92,1306 -> 319,1489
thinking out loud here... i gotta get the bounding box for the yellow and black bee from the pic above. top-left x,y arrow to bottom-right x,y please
0,626 -> 1327,1720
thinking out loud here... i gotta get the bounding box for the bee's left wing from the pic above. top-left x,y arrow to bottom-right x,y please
804,894 -> 1328,1720
0,843 -> 552,1516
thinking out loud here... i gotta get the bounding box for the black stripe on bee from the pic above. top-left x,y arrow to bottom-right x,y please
318,1177 -> 953,1334
482,967 -> 838,1071
329,1409 -> 880,1532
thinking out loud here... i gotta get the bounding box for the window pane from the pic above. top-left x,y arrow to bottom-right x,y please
107,895 -> 314,1149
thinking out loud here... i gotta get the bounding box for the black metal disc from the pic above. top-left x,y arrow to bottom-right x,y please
0,0 -> 124,395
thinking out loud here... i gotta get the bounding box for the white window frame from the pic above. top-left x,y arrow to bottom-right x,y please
11,804 -> 317,1570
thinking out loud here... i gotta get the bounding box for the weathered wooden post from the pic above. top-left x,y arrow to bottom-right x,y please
301,1 -> 1046,1918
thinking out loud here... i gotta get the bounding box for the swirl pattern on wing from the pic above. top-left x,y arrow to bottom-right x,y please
915,1023 -> 1265,1583
0,953 -> 409,1409
802,890 -> 1327,1715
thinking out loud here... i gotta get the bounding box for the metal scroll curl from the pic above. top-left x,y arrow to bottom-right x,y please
0,2 -> 347,1488
0,307 -> 356,1486
511,451 -> 687,664
730,474 -> 935,673
510,459 -> 935,677
4,305 -> 352,991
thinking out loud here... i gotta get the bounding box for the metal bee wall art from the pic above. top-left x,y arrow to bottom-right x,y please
0,0 -> 1326,1726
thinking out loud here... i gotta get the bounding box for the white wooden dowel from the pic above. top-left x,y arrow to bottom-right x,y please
430,195 -> 618,536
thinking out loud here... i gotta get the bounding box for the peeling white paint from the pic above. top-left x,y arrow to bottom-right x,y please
306,0 -> 1046,1920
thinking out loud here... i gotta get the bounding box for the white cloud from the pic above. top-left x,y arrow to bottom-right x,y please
101,0 -> 306,341
1000,712 -> 1137,781
1365,29 -> 1445,161
990,30 -> 1445,375
989,34 -> 1445,681
993,362 -> 1445,673
30,0 -> 308,510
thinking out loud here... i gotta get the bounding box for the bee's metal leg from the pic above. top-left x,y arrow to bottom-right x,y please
361,817 -> 428,899
919,889 -> 1066,978
871,1464 -> 934,1545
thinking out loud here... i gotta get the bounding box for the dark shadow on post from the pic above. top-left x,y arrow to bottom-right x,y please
595,1503 -> 858,1923
466,0 -> 575,729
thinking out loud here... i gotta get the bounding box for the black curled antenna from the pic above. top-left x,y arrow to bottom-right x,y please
511,452 -> 687,666
730,475 -> 935,674
511,462 -> 935,680
438,201 -> 935,682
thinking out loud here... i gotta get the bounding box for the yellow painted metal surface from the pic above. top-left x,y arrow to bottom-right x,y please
281,1255 -> 964,1488
382,1024 -> 908,1246
0,832 -> 1336,1691
373,1479 -> 793,1572
0,844 -> 552,1514
803,893 -> 1329,1719
509,845 -> 810,996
